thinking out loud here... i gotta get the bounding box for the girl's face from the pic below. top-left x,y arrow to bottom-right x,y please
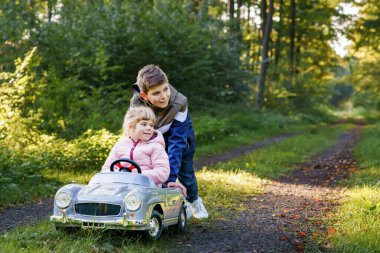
130,119 -> 154,141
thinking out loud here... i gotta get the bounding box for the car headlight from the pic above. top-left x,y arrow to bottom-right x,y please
124,194 -> 142,211
55,191 -> 72,209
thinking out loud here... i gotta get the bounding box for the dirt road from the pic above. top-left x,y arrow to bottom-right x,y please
166,128 -> 361,252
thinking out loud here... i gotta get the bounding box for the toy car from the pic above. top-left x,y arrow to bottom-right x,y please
50,158 -> 189,240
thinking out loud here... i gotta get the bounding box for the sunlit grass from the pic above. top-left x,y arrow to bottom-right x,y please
329,123 -> 380,252
211,124 -> 354,178
330,186 -> 380,252
196,169 -> 263,218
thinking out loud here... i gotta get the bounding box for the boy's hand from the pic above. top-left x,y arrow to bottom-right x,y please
167,182 -> 187,196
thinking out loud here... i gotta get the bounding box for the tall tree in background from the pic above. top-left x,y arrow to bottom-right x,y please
256,0 -> 274,109
274,0 -> 284,66
289,0 -> 296,88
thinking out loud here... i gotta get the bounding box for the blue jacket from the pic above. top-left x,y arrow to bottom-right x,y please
130,84 -> 196,182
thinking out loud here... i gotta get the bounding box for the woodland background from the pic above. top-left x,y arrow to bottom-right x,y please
1,0 -> 379,140
1,0 -> 379,201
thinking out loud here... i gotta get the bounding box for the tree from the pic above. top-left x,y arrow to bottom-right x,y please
256,0 -> 274,109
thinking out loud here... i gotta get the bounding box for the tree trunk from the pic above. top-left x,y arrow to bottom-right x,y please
256,0 -> 267,76
275,0 -> 284,66
260,0 -> 267,39
228,0 -> 235,21
236,0 -> 241,32
295,32 -> 302,85
47,0 -> 53,22
289,0 -> 296,88
256,0 -> 274,109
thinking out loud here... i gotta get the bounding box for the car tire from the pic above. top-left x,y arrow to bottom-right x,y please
174,204 -> 187,233
143,210 -> 163,241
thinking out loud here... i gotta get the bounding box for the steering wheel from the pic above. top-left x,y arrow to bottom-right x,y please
110,158 -> 142,173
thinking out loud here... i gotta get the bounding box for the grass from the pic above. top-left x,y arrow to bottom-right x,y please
329,123 -> 380,252
210,124 -> 354,179
329,187 -> 380,253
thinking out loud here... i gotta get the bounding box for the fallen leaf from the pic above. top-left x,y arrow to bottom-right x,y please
327,227 -> 336,236
298,231 -> 307,237
294,239 -> 305,252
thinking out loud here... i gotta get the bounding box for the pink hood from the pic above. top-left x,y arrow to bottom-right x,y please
101,131 -> 169,187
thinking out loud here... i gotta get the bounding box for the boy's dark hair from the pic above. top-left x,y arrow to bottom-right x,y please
136,64 -> 168,93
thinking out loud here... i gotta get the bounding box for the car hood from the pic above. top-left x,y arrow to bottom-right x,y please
76,183 -> 144,203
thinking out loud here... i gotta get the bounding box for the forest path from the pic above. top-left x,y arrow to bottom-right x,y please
167,127 -> 361,253
0,132 -> 300,233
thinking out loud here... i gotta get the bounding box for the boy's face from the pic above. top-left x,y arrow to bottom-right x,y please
140,82 -> 171,108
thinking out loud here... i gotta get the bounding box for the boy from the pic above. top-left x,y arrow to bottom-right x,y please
130,64 -> 208,219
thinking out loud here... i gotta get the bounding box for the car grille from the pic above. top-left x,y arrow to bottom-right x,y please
75,203 -> 121,216
82,222 -> 105,228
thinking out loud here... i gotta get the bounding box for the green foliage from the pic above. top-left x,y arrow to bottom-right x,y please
0,1 -> 249,137
347,55 -> 380,112
0,128 -> 118,206
0,1 -> 38,72
0,52 -> 119,205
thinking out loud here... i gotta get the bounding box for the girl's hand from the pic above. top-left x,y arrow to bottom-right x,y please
167,182 -> 187,196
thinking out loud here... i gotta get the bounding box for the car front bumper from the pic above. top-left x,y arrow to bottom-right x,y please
50,211 -> 149,230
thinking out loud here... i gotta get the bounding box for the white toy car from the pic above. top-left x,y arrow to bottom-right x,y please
50,158 -> 190,240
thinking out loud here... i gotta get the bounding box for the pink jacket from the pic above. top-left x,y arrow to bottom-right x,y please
101,131 -> 170,187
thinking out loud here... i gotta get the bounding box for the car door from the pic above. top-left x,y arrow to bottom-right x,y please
164,188 -> 181,220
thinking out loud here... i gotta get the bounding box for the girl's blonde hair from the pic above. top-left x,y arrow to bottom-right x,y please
122,106 -> 156,135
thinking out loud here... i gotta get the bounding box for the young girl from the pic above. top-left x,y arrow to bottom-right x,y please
102,107 -> 185,193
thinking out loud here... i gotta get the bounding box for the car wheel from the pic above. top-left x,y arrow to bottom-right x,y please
143,210 -> 163,240
173,204 -> 187,233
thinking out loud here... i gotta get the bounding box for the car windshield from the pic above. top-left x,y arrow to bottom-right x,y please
89,172 -> 155,187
